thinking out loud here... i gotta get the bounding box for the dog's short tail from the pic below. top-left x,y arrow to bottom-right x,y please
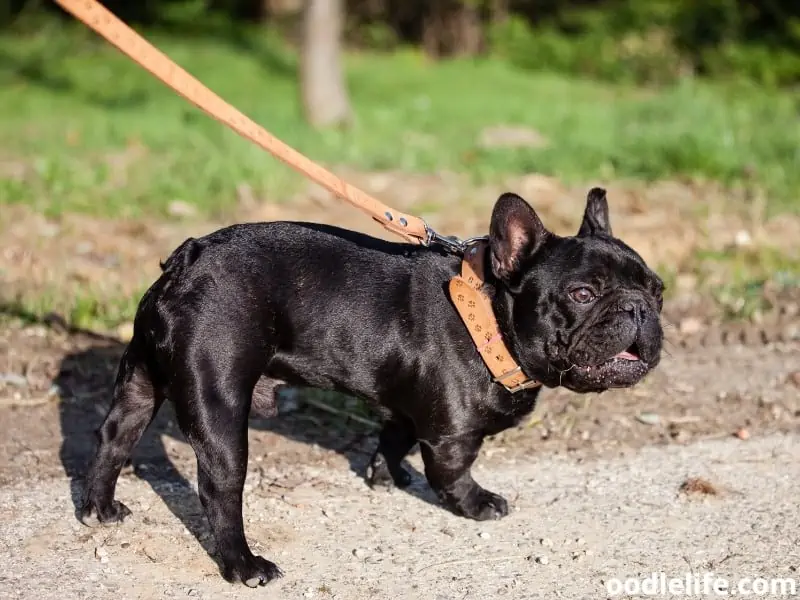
159,237 -> 205,275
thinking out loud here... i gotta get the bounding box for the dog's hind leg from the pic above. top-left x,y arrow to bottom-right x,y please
366,414 -> 417,489
169,356 -> 283,587
80,341 -> 163,525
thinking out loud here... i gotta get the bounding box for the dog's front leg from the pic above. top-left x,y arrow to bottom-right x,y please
419,432 -> 509,521
366,414 -> 417,489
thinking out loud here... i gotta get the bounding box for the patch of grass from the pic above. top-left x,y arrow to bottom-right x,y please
0,24 -> 799,220
67,292 -> 143,331
3,286 -> 146,332
695,246 -> 800,319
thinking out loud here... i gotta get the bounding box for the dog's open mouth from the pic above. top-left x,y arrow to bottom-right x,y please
610,347 -> 642,363
574,343 -> 649,387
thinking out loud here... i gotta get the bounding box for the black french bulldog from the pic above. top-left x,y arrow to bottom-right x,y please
79,188 -> 663,586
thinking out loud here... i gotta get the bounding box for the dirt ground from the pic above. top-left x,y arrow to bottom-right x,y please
4,171 -> 800,326
0,324 -> 798,599
1,175 -> 799,598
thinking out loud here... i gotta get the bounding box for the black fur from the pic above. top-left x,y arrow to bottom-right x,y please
79,189 -> 663,586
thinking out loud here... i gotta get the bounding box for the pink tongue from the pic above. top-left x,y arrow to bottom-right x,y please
614,350 -> 639,361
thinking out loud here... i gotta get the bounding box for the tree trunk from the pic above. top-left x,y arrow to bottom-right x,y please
423,0 -> 484,59
300,0 -> 352,128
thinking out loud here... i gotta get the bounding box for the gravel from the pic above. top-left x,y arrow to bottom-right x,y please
2,432 -> 800,599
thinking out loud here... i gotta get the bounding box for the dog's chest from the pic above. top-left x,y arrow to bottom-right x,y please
480,389 -> 541,436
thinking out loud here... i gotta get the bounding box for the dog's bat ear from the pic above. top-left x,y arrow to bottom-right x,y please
489,192 -> 549,286
578,187 -> 612,237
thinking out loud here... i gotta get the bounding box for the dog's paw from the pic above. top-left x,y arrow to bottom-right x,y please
457,488 -> 509,521
365,455 -> 412,489
79,499 -> 132,527
223,555 -> 283,587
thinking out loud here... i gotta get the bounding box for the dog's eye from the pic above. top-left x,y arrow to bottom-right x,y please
569,287 -> 596,304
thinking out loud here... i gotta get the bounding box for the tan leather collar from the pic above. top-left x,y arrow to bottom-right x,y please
448,241 -> 541,394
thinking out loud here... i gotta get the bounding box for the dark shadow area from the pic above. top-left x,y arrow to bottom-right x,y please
148,21 -> 298,80
56,340 -> 220,556
1,12 -> 297,113
35,312 -> 435,576
0,48 -> 152,111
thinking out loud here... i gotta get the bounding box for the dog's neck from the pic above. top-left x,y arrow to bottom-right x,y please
447,241 -> 541,394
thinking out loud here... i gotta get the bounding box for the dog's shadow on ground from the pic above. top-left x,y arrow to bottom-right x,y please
56,338 -> 436,561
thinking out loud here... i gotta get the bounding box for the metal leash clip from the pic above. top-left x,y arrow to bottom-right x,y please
424,223 -> 488,255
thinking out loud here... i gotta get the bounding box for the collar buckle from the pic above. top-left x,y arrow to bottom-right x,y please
492,366 -> 541,394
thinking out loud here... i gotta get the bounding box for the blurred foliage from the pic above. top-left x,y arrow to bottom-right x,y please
2,26 -> 799,219
2,0 -> 800,86
491,0 -> 800,86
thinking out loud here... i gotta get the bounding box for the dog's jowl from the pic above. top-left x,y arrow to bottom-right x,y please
79,188 -> 664,586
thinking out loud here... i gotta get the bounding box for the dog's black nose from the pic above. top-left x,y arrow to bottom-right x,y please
636,312 -> 663,365
620,298 -> 652,325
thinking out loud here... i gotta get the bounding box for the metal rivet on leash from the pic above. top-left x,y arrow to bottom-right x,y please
384,211 -> 393,221
399,218 -> 407,227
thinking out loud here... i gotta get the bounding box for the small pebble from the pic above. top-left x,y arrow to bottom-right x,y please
735,428 -> 750,440
678,317 -> 703,335
168,200 -> 198,219
734,229 -> 752,247
0,373 -> 28,388
535,556 -> 549,565
636,412 -> 661,426
116,322 -> 135,342
539,538 -> 553,547
478,532 -> 491,539
352,548 -> 369,560
94,546 -> 109,564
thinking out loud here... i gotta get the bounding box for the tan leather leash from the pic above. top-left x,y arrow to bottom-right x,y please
52,0 -> 428,245
52,0 -> 540,393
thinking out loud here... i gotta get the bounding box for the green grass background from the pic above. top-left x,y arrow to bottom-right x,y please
1,24 -> 798,220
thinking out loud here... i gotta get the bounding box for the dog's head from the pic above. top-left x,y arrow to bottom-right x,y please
489,188 -> 664,393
